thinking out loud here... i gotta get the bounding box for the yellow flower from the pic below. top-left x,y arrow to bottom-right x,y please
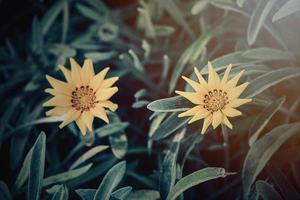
176,62 -> 251,134
43,58 -> 119,136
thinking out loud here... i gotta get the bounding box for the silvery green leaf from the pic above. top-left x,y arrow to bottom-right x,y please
166,167 -> 233,200
109,133 -> 128,159
154,25 -> 175,37
249,97 -> 285,146
191,0 -> 210,15
98,22 -> 119,42
111,186 -> 132,200
127,190 -> 160,200
255,180 -> 283,200
94,122 -> 129,138
51,185 -> 69,200
0,181 -> 12,200
242,123 -> 300,199
247,0 -> 279,45
70,146 -> 109,169
242,48 -> 294,60
76,189 -> 96,200
27,132 -> 46,200
134,89 -> 147,100
84,51 -> 117,62
272,0 -> 300,22
41,0 -> 64,34
132,100 -> 150,109
43,164 -> 93,187
128,49 -> 144,72
237,0 -> 247,8
147,96 -> 192,112
76,4 -> 103,22
93,161 -> 126,200
14,148 -> 33,190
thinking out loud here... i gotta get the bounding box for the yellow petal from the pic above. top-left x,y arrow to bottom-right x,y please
70,58 -> 83,87
59,109 -> 80,128
58,65 -> 72,83
201,114 -> 212,134
194,67 -> 209,90
81,59 -> 95,86
91,106 -> 109,123
223,70 -> 244,91
46,106 -> 71,116
178,105 -> 204,117
227,82 -> 249,100
221,64 -> 232,87
208,61 -> 220,89
212,110 -> 222,129
76,117 -> 87,136
81,111 -> 94,132
43,95 -> 72,107
226,98 -> 252,108
44,88 -> 70,96
90,67 -> 110,91
98,101 -> 118,112
222,115 -> 233,129
188,109 -> 210,124
175,90 -> 204,104
222,107 -> 242,117
45,75 -> 72,94
182,76 -> 207,93
99,77 -> 119,89
97,87 -> 118,101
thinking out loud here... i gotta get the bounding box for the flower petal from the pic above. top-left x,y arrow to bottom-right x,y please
45,75 -> 72,94
188,109 -> 210,124
194,67 -> 209,90
221,64 -> 232,87
43,95 -> 72,107
175,90 -> 204,104
81,59 -> 95,86
223,70 -> 245,91
178,105 -> 204,117
81,111 -> 94,132
90,67 -> 110,91
222,107 -> 242,117
46,106 -> 71,116
97,87 -> 118,101
98,101 -> 118,112
226,98 -> 252,108
208,61 -> 220,89
91,106 -> 109,123
76,117 -> 87,136
222,115 -> 233,129
59,109 -> 80,128
227,82 -> 249,100
58,64 -> 72,83
70,58 -> 83,87
99,77 -> 119,90
201,114 -> 212,134
212,110 -> 222,129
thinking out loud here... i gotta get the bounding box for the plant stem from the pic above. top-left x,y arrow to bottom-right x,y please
221,124 -> 229,171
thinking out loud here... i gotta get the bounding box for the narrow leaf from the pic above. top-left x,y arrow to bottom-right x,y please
147,96 -> 192,112
111,186 -> 132,200
93,161 -> 126,200
76,189 -> 96,200
272,0 -> 300,22
14,148 -> 33,190
0,181 -> 12,200
51,185 -> 69,200
256,180 -> 283,200
109,133 -> 128,159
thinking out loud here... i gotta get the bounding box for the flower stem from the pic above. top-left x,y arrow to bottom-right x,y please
221,124 -> 229,171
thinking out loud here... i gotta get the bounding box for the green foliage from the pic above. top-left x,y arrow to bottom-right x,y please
1,0 -> 300,199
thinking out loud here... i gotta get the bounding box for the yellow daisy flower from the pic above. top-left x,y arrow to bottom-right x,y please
175,62 -> 251,134
43,58 -> 119,136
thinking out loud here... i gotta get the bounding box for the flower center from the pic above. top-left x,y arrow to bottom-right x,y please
71,86 -> 98,112
203,89 -> 228,113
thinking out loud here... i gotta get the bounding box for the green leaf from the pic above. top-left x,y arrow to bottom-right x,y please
191,0 -> 210,15
109,133 -> 128,159
247,0 -> 277,45
272,0 -> 300,22
255,180 -> 283,200
94,122 -> 129,138
147,96 -> 192,112
128,49 -> 144,72
41,0 -> 65,34
127,190 -> 160,200
237,0 -> 247,7
151,112 -> 190,140
242,123 -> 300,199
0,181 -> 12,200
70,146 -> 108,169
154,25 -> 175,37
160,129 -> 185,199
31,17 -> 43,54
166,167 -> 232,200
43,164 -> 92,187
76,189 -> 96,200
132,100 -> 150,109
249,97 -> 286,146
14,148 -> 33,190
27,132 -> 46,200
242,48 -> 294,61
93,161 -> 126,200
76,4 -> 103,22
51,185 -> 69,200
169,33 -> 212,93
111,186 -> 132,200
242,67 -> 300,98
159,0 -> 194,37
84,51 -> 117,62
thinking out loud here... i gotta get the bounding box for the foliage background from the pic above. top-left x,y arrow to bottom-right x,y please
1,0 -> 300,199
